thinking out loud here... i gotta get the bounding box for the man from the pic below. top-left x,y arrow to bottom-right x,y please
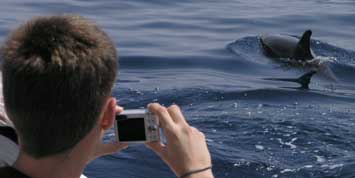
0,15 -> 214,178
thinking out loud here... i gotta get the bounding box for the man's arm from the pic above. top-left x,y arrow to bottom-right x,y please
147,103 -> 214,178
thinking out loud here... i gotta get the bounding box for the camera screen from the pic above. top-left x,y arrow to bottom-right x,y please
116,116 -> 146,141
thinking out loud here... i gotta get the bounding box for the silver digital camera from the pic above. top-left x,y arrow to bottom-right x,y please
114,109 -> 160,143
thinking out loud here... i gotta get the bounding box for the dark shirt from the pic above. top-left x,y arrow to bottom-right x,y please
0,126 -> 18,143
0,166 -> 31,178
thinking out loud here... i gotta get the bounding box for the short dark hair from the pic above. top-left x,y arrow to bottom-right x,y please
1,15 -> 118,158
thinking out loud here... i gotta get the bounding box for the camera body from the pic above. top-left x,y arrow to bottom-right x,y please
114,109 -> 160,143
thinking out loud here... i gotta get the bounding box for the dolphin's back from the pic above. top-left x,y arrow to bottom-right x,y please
260,34 -> 299,58
260,30 -> 314,61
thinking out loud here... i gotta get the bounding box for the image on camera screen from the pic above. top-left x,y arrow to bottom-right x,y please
116,117 -> 146,141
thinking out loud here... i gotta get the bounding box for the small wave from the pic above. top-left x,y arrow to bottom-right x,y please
115,87 -> 355,109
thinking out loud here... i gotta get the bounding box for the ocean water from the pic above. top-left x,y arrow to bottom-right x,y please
1,0 -> 355,178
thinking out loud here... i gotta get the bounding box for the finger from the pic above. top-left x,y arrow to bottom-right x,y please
167,104 -> 189,126
190,126 -> 199,132
148,103 -> 176,130
116,105 -> 124,114
145,141 -> 166,158
190,127 -> 206,141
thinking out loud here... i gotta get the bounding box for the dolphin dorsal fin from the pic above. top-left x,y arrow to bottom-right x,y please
263,70 -> 317,89
297,70 -> 317,89
293,30 -> 313,61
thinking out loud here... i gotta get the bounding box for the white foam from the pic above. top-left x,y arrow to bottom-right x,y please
255,145 -> 264,150
321,163 -> 344,169
277,137 -> 298,149
280,168 -> 296,174
315,155 -> 326,163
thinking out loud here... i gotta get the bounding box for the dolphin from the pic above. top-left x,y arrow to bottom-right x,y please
260,30 -> 314,61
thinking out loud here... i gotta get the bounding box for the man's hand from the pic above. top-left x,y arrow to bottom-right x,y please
89,103 -> 128,162
146,103 -> 213,178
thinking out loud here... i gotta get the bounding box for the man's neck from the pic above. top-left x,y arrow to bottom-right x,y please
13,121 -> 102,178
14,141 -> 93,178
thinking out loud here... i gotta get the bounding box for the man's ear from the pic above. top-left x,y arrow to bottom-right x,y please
100,97 -> 116,131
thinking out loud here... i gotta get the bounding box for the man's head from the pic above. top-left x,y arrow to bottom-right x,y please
1,15 -> 118,158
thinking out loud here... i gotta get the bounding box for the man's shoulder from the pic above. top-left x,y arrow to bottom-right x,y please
0,166 -> 32,178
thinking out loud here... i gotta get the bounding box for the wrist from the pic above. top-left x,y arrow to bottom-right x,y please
178,166 -> 214,178
183,169 -> 214,178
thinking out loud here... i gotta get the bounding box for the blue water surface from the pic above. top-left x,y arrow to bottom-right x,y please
0,0 -> 354,178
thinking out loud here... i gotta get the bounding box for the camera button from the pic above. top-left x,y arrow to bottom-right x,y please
148,125 -> 158,131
